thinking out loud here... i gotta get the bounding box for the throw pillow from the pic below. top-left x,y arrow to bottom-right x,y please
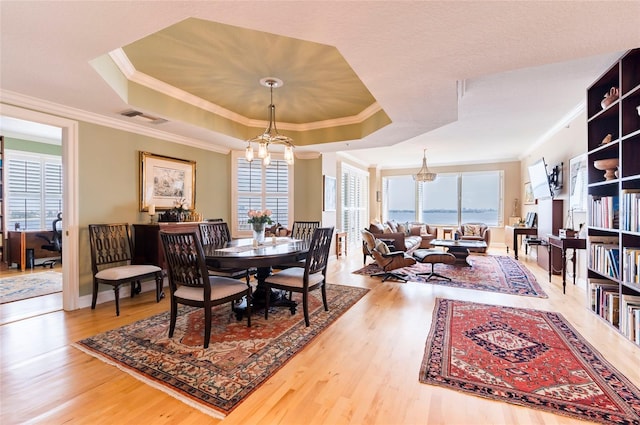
409,225 -> 422,236
397,223 -> 407,235
369,222 -> 385,234
375,239 -> 391,255
464,224 -> 481,236
383,224 -> 393,234
387,220 -> 398,233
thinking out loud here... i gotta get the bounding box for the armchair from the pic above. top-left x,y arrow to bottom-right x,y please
454,223 -> 491,252
362,229 -> 416,282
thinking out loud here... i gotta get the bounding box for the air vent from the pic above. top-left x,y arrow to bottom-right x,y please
120,109 -> 168,125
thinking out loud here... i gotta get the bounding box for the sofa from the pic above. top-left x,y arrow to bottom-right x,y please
454,222 -> 491,253
367,220 -> 436,253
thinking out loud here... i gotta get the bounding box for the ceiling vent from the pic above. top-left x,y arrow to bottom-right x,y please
120,109 -> 168,125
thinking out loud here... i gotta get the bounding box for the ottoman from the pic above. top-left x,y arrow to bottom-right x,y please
413,249 -> 456,281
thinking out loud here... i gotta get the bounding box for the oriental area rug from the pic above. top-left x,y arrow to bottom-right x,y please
0,271 -> 62,304
353,254 -> 547,298
74,284 -> 369,418
420,299 -> 640,424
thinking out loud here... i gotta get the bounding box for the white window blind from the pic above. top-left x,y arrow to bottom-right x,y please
341,163 -> 368,250
233,152 -> 293,236
6,151 -> 62,231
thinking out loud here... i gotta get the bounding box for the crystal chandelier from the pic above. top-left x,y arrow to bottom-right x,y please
245,77 -> 294,166
414,149 -> 437,182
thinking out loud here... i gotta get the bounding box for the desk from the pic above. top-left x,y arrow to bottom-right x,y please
504,226 -> 537,260
204,238 -> 311,312
547,235 -> 587,294
7,230 -> 57,271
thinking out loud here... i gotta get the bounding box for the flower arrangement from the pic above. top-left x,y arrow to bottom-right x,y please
247,209 -> 273,225
172,197 -> 190,214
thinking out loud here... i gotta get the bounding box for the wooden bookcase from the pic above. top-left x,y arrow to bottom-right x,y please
586,48 -> 640,347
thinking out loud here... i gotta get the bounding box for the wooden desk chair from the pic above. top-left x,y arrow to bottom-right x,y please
198,222 -> 255,284
264,227 -> 334,326
160,231 -> 251,348
88,223 -> 164,316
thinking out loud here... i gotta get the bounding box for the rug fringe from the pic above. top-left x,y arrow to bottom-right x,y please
71,342 -> 225,419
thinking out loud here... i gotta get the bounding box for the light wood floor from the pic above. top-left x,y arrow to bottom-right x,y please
1,247 -> 639,425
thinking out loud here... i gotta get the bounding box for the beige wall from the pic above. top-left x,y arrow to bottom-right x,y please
293,156 -> 323,222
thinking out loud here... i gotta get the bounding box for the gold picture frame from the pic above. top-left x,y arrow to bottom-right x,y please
139,151 -> 196,211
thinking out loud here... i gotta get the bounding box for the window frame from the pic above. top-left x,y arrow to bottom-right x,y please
231,150 -> 294,238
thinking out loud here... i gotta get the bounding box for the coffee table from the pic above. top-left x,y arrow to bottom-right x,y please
429,239 -> 488,267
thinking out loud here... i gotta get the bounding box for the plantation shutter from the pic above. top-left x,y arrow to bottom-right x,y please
341,163 -> 368,250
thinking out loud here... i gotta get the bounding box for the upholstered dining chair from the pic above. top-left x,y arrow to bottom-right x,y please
88,223 -> 164,316
160,230 -> 251,349
290,221 -> 320,241
264,227 -> 334,326
273,220 -> 321,269
198,222 -> 254,284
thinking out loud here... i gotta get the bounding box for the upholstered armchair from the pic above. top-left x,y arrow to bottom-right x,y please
454,223 -> 491,252
370,239 -> 417,282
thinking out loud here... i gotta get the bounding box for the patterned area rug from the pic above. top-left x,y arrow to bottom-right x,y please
421,299 -> 640,424
353,254 -> 547,298
0,271 -> 62,304
74,284 -> 369,418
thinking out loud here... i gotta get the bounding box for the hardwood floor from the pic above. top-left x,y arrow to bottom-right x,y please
1,247 -> 639,424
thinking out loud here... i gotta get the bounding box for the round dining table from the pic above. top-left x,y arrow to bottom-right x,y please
202,237 -> 311,314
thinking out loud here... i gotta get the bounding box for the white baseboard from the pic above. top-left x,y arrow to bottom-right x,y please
77,280 -> 167,310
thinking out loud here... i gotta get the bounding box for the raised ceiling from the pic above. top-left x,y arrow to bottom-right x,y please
1,2 -> 639,167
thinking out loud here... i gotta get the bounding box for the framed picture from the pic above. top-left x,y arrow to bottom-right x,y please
569,153 -> 587,212
323,175 -> 336,212
139,151 -> 196,211
524,182 -> 536,205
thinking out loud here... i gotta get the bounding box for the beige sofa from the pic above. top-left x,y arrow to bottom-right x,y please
367,220 -> 436,253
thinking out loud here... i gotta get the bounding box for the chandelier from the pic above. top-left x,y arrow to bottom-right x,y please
244,77 -> 294,166
414,149 -> 437,182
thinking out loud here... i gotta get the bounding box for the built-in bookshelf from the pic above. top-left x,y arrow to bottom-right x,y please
586,48 -> 640,347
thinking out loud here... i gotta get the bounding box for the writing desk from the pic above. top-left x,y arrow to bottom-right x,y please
504,225 -> 537,260
7,230 -> 56,271
547,235 -> 587,294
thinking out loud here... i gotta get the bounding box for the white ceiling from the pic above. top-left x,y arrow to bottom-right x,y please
1,1 -> 639,168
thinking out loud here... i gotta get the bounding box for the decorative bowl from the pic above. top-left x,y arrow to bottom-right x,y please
593,158 -> 619,181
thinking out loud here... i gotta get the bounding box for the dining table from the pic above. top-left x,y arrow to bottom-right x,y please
203,237 -> 311,315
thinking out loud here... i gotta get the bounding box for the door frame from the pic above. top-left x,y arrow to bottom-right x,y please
1,103 -> 80,311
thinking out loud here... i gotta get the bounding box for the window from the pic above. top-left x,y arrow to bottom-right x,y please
6,151 -> 63,231
232,151 -> 293,236
341,163 -> 369,250
384,170 -> 503,227
384,175 -> 416,222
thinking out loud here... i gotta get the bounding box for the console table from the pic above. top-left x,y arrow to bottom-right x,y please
132,222 -> 202,270
504,225 -> 537,260
547,235 -> 586,294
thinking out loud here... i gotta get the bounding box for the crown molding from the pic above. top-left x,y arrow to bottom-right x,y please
0,90 -> 230,155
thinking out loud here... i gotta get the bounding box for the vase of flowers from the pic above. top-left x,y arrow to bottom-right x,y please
247,209 -> 272,244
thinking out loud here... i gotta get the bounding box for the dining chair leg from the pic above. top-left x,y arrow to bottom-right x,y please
91,280 -> 99,309
169,298 -> 178,338
264,284 -> 271,320
302,291 -> 310,327
113,286 -> 121,316
245,288 -> 252,327
321,284 -> 328,311
155,273 -> 164,302
204,305 -> 212,349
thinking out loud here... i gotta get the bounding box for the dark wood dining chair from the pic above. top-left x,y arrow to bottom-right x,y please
198,222 -> 255,284
88,223 -> 164,316
160,230 -> 251,349
290,221 -> 320,241
264,227 -> 334,326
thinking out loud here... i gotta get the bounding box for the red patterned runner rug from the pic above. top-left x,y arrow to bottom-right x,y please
421,299 -> 640,424
74,284 -> 368,418
354,255 -> 547,298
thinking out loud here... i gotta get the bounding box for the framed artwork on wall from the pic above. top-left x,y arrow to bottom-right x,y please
524,182 -> 536,205
569,153 -> 587,212
139,151 -> 196,211
323,175 -> 336,212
